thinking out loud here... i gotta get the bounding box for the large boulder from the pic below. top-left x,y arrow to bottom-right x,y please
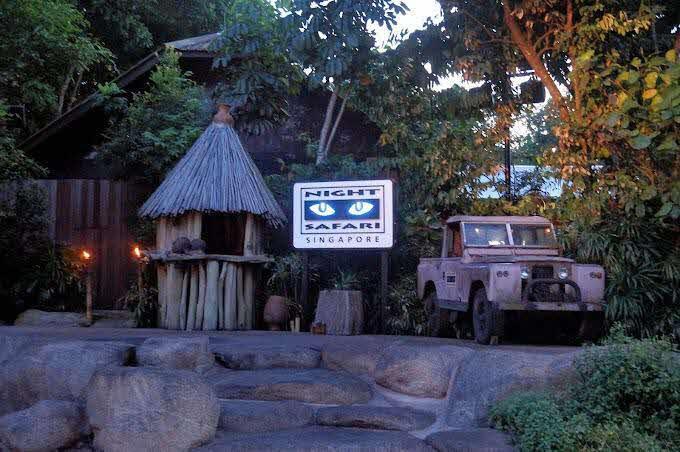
0,340 -> 133,415
320,340 -> 385,376
14,310 -> 84,327
195,427 -> 435,452
0,335 -> 44,364
90,310 -> 137,328
426,428 -> 515,452
374,345 -> 473,398
446,350 -> 579,428
213,345 -> 320,370
315,405 -> 436,431
218,400 -> 314,432
314,290 -> 364,335
0,400 -> 87,452
208,368 -> 372,405
136,336 -> 214,372
86,366 -> 219,452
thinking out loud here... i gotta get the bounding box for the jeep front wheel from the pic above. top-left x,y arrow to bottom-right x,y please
424,291 -> 449,337
472,288 -> 505,344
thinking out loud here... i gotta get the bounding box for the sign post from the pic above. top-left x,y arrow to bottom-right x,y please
293,180 -> 395,332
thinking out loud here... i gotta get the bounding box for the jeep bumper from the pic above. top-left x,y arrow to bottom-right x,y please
493,278 -> 606,312
493,300 -> 605,312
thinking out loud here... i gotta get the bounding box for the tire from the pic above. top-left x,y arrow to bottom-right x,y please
578,312 -> 604,343
424,291 -> 449,337
472,288 -> 505,344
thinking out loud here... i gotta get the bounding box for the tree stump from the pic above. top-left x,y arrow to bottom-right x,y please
314,290 -> 364,335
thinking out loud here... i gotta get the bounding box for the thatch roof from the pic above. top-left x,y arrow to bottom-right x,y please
139,117 -> 286,227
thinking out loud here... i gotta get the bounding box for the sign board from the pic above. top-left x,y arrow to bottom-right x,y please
293,180 -> 394,249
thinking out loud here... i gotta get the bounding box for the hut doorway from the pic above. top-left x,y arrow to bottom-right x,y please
201,213 -> 246,255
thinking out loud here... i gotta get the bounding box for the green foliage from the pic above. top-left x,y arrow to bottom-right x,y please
120,284 -> 158,328
266,253 -> 319,304
78,0 -> 224,67
0,0 -> 112,131
385,274 -> 426,336
99,50 -> 209,181
329,270 -> 360,291
490,328 -> 680,451
212,0 -> 303,135
0,183 -> 84,320
0,102 -> 46,180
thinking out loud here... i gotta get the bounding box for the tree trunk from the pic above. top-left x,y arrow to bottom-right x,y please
57,65 -> 75,117
316,86 -> 339,164
325,95 -> 348,156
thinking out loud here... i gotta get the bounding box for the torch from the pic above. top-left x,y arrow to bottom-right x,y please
81,250 -> 93,325
133,245 -> 145,293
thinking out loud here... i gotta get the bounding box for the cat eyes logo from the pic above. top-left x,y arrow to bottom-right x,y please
293,180 -> 394,249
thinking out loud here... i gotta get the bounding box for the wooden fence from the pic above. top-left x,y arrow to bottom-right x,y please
33,179 -> 146,309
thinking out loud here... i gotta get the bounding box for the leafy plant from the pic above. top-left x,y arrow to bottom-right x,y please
490,327 -> 680,451
385,274 -> 426,336
98,49 -> 209,181
120,284 -> 158,328
330,270 -> 360,291
266,253 -> 318,303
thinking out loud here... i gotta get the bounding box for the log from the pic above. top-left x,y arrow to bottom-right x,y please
223,263 -> 238,330
243,266 -> 254,330
186,265 -> 198,331
203,260 -> 220,330
179,268 -> 189,330
165,263 -> 182,330
156,266 -> 167,327
217,263 -> 227,329
236,265 -> 246,329
196,263 -> 206,329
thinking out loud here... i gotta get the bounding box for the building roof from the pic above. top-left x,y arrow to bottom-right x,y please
138,120 -> 286,227
166,32 -> 221,54
446,215 -> 552,224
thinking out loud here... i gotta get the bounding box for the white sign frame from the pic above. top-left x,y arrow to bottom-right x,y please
293,180 -> 394,249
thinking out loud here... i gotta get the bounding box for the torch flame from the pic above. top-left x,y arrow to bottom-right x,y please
82,250 -> 91,260
133,246 -> 141,258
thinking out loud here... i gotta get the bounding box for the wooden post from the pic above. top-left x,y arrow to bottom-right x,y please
243,266 -> 254,329
204,260 -> 220,330
165,263 -> 182,330
217,263 -> 227,329
179,268 -> 189,330
300,251 -> 309,328
381,250 -> 389,334
224,263 -> 237,330
85,270 -> 93,325
196,263 -> 206,329
236,265 -> 247,329
186,265 -> 198,331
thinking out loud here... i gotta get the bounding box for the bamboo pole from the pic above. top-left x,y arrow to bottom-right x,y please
196,263 -> 206,329
187,265 -> 198,331
224,263 -> 237,330
217,263 -> 227,329
165,263 -> 182,329
204,260 -> 219,330
179,268 -> 189,330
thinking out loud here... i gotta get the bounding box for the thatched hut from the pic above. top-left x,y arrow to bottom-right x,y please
140,105 -> 285,330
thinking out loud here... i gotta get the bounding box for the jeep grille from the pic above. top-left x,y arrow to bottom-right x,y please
532,265 -> 553,279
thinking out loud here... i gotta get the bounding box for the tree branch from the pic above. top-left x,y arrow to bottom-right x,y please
324,94 -> 348,155
502,2 -> 567,119
317,86 -> 339,164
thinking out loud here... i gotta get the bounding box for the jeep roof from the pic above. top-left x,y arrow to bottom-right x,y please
446,215 -> 553,225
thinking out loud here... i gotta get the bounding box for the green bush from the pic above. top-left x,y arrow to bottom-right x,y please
385,274 -> 426,336
490,328 -> 680,451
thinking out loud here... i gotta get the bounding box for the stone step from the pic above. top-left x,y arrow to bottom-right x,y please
206,368 -> 372,405
211,345 -> 320,370
426,429 -> 516,452
194,427 -> 435,451
218,400 -> 314,433
315,405 -> 436,431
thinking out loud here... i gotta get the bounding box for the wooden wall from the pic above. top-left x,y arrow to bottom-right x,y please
34,179 -> 145,309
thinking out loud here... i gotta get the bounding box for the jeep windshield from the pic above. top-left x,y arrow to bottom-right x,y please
510,224 -> 557,247
463,223 -> 509,246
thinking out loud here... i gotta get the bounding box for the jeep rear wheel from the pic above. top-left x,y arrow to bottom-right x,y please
472,288 -> 505,344
424,291 -> 449,337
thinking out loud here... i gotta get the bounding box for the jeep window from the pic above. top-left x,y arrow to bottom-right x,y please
511,225 -> 557,247
463,224 -> 509,246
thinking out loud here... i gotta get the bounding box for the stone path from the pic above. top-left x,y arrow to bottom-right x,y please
0,326 -> 582,451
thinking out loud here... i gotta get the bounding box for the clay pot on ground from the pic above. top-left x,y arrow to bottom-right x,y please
263,296 -> 289,331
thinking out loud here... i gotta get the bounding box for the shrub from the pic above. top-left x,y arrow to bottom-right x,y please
490,328 -> 680,451
385,274 -> 426,336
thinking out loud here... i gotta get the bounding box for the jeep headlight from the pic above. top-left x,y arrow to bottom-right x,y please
520,265 -> 529,280
558,267 -> 569,279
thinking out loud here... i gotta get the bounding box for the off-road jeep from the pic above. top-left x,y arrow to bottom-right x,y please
417,216 -> 606,344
